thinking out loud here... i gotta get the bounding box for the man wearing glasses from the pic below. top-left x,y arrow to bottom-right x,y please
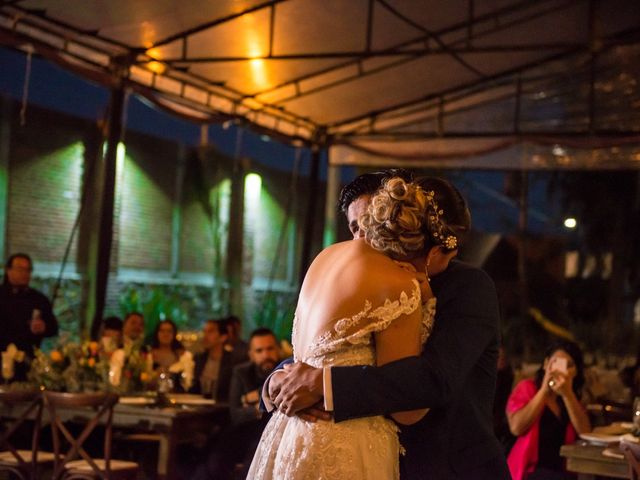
0,253 -> 58,375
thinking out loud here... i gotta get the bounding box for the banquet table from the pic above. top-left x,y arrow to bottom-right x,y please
560,443 -> 630,479
2,395 -> 228,479
560,422 -> 635,480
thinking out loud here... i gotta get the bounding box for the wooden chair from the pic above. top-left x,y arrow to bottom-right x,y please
0,389 -> 55,480
44,391 -> 138,480
620,438 -> 640,480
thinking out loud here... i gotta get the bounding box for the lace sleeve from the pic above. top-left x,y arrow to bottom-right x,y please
335,279 -> 422,346
304,280 -> 425,361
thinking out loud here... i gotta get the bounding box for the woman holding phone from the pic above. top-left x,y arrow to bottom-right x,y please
506,340 -> 591,480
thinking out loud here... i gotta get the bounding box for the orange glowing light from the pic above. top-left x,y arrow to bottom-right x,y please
146,61 -> 167,74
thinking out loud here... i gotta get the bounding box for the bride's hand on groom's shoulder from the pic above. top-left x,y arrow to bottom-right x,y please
274,362 -> 324,417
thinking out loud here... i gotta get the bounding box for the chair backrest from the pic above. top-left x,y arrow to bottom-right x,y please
620,439 -> 640,480
0,389 -> 44,471
44,391 -> 119,480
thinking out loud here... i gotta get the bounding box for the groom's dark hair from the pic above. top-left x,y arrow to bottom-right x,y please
338,168 -> 413,214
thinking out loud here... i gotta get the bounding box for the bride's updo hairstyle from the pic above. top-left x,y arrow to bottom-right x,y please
359,176 -> 471,260
358,177 -> 429,260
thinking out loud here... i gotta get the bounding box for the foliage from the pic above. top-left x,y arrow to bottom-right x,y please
111,344 -> 153,394
253,290 -> 296,342
28,337 -> 108,392
30,277 -> 82,345
116,279 -> 231,338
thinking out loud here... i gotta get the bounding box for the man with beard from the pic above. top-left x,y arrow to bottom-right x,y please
193,328 -> 280,480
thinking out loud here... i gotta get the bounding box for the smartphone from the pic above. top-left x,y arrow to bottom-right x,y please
553,357 -> 568,373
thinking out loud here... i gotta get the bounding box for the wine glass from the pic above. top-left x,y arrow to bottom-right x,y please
157,369 -> 174,394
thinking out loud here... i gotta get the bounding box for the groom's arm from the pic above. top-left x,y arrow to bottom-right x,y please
331,268 -> 499,422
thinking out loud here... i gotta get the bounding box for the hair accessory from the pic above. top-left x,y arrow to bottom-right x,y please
425,256 -> 431,283
423,190 -> 458,251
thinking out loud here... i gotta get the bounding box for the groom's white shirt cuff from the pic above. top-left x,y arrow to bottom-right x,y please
323,367 -> 334,411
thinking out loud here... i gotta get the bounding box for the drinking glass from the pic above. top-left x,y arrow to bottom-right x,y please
157,369 -> 174,394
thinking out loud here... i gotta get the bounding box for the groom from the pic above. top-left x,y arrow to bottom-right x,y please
267,173 -> 511,479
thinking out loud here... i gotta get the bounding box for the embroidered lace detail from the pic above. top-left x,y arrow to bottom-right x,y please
302,279 -> 421,367
249,412 -> 400,480
248,278 -> 435,480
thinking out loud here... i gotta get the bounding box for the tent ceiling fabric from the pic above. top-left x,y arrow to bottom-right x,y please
1,0 -> 639,168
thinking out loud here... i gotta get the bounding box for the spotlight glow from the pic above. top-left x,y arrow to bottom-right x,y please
564,218 -> 577,229
245,173 -> 262,202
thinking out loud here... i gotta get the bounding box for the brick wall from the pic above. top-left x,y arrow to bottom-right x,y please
6,106 -> 86,266
117,137 -> 177,271
1,98 -> 326,341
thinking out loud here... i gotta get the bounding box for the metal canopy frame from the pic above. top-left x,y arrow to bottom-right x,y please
1,0 -> 638,157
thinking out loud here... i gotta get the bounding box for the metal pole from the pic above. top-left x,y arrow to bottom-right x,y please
225,126 -> 245,317
322,157 -> 340,248
517,168 -> 530,357
90,84 -> 125,338
299,144 -> 322,287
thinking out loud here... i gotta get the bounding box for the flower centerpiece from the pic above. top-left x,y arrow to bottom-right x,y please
108,344 -> 153,394
168,350 -> 195,391
29,340 -> 109,392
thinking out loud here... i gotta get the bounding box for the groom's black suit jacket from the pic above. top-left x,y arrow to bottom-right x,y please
331,260 -> 511,479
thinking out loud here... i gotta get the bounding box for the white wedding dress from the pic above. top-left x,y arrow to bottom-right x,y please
247,279 -> 435,480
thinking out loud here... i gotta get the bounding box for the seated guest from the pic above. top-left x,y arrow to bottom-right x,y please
99,316 -> 123,356
507,340 -> 591,480
191,319 -> 239,402
122,311 -> 145,350
0,254 -> 58,380
193,328 -> 280,480
223,315 -> 249,364
151,319 -> 185,370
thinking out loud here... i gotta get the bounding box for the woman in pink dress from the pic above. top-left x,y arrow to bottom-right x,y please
507,340 -> 591,480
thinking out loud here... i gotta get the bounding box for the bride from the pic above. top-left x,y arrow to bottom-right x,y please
248,177 -> 451,479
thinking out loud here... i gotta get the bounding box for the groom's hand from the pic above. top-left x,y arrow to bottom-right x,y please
296,402 -> 333,423
274,362 -> 323,416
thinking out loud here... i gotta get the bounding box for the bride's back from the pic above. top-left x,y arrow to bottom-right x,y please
293,238 -> 412,364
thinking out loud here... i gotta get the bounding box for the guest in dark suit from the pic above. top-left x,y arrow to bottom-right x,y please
268,176 -> 511,479
193,328 -> 280,480
191,318 -> 238,402
0,253 -> 58,382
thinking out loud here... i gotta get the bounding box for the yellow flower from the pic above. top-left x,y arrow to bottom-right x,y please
79,358 -> 86,366
88,342 -> 99,355
87,357 -> 96,368
50,350 -> 63,362
140,372 -> 151,383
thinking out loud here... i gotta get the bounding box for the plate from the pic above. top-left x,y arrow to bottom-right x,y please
597,423 -> 633,435
167,394 -> 216,406
602,447 -> 624,459
119,396 -> 156,405
579,432 -> 622,445
621,433 -> 640,443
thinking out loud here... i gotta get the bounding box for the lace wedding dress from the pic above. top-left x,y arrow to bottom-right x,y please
247,279 -> 435,480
